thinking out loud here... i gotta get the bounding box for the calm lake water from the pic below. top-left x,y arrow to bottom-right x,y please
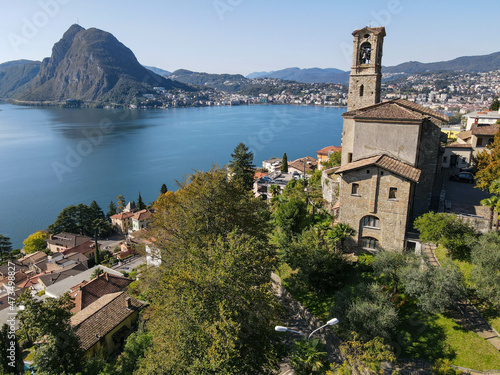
0,102 -> 345,248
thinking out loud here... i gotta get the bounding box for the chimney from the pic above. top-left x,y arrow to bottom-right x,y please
125,297 -> 132,309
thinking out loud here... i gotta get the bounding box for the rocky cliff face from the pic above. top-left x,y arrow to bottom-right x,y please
18,24 -> 191,103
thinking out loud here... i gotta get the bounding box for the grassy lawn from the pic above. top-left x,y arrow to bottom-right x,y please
278,254 -> 500,371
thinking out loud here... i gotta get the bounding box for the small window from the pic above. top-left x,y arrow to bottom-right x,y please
380,171 -> 384,175
443,156 -> 448,163
360,84 -> 364,97
348,153 -> 353,163
366,169 -> 370,174
477,138 -> 483,146
389,187 -> 397,199
361,236 -> 379,250
351,183 -> 359,195
361,215 -> 379,229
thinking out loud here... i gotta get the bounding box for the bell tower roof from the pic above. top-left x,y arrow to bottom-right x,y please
352,26 -> 386,38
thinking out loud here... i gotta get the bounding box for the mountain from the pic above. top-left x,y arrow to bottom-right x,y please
0,60 -> 41,97
246,67 -> 347,83
169,69 -> 253,92
144,65 -> 171,77
382,51 -> 500,74
12,24 -> 193,104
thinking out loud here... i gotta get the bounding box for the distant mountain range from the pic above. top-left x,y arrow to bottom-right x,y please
168,69 -> 253,92
0,25 -> 192,104
246,52 -> 500,84
144,65 -> 171,77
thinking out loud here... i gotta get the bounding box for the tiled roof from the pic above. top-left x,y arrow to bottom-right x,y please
288,157 -> 318,173
18,251 -> 47,266
254,172 -> 268,180
110,212 -> 135,220
62,240 -> 98,257
335,154 -> 421,182
446,142 -> 473,149
343,99 -> 449,122
353,26 -> 386,36
69,272 -> 132,313
316,145 -> 342,155
47,233 -> 92,248
471,124 -> 499,136
456,131 -> 472,141
70,292 -> 144,351
38,263 -> 88,287
132,209 -> 152,221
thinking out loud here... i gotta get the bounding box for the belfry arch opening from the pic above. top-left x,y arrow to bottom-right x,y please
359,42 -> 371,64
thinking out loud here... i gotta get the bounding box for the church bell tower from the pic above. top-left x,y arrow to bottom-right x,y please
347,26 -> 386,111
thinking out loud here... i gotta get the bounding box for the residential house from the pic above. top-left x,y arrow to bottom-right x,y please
61,240 -> 99,259
316,146 -> 341,170
287,156 -> 318,176
17,251 -> 48,267
253,171 -> 295,201
456,123 -> 499,157
131,210 -> 153,232
110,212 -> 135,234
115,242 -> 135,260
70,292 -> 145,356
442,143 -> 473,169
68,272 -> 132,313
46,233 -> 92,253
464,109 -> 500,130
262,157 -> 282,173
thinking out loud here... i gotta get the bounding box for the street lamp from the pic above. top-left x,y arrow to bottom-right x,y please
275,318 -> 339,340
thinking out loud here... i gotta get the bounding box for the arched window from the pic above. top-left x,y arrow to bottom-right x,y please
361,236 -> 379,250
359,42 -> 372,64
360,84 -> 364,97
361,215 -> 379,229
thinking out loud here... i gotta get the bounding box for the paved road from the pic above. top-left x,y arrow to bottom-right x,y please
112,255 -> 146,273
98,234 -> 126,251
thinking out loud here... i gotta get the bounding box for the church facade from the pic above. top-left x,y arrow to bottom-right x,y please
334,27 -> 449,251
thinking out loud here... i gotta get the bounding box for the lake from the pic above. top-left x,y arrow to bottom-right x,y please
0,102 -> 345,248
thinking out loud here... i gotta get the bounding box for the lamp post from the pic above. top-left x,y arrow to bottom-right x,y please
275,318 -> 339,340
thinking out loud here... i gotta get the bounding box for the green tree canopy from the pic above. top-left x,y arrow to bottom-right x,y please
160,183 -> 168,194
321,151 -> 342,169
471,232 -> 500,307
0,323 -> 23,374
139,167 -> 281,373
22,231 -> 47,254
137,192 -> 146,210
414,212 -> 476,258
107,200 -> 117,219
490,97 -> 500,111
116,195 -> 126,212
229,142 -> 255,191
475,127 -> 500,191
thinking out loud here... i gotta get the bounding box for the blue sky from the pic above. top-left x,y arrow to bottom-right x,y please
0,0 -> 497,75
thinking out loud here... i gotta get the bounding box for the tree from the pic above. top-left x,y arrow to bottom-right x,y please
16,291 -> 83,374
399,258 -> 465,314
480,195 -> 499,231
107,200 -> 117,219
89,200 -> 105,221
91,267 -> 104,279
321,151 -> 342,169
471,232 -> 500,307
281,153 -> 288,173
229,142 -> 255,191
290,338 -> 328,375
160,183 -> 168,194
327,334 -> 395,375
372,250 -> 409,295
22,231 -> 47,254
490,97 -> 500,111
0,235 -> 12,260
49,204 -> 113,238
116,195 -> 126,212
113,326 -> 152,374
137,168 -> 281,374
328,223 -> 355,253
273,197 -> 307,238
331,283 -> 398,342
0,324 -> 23,374
269,184 -> 281,198
414,212 -> 476,258
137,192 -> 146,210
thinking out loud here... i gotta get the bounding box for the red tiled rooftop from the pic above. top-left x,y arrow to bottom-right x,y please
316,145 -> 341,155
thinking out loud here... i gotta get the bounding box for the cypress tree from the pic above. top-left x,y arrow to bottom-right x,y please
281,153 -> 288,173
160,184 -> 168,194
137,192 -> 146,210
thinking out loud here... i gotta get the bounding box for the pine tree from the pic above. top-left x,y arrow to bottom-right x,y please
107,200 -> 117,219
281,153 -> 288,173
0,235 -> 12,260
160,184 -> 168,194
137,192 -> 146,210
229,142 -> 255,191
490,97 -> 500,111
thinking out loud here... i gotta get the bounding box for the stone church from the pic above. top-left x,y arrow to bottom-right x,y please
332,26 -> 449,251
